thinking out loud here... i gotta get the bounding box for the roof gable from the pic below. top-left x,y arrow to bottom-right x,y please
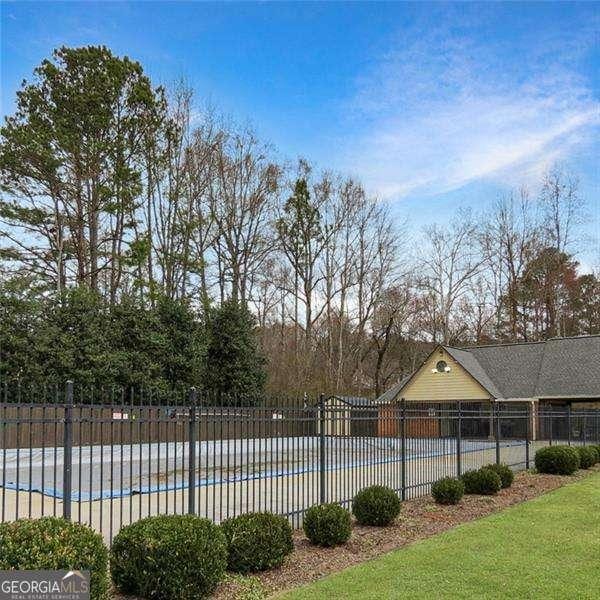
375,376 -> 410,404
375,345 -> 494,403
377,335 -> 600,402
443,347 -> 502,398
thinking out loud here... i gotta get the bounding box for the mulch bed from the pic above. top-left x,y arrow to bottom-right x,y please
112,467 -> 599,599
212,467 -> 599,599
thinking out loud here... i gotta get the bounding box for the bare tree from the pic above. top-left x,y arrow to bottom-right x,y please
369,284 -> 416,397
419,211 -> 485,344
455,277 -> 496,343
209,127 -> 280,304
481,188 -> 541,340
540,166 -> 582,253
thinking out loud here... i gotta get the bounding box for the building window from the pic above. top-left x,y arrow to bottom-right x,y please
436,360 -> 448,373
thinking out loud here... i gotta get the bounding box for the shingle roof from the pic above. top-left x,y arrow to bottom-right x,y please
462,342 -> 545,398
377,335 -> 600,402
535,336 -> 600,397
456,335 -> 600,399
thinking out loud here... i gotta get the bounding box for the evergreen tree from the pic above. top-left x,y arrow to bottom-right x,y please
105,295 -> 165,390
37,288 -> 112,387
153,296 -> 205,390
0,283 -> 207,393
0,276 -> 43,383
203,299 -> 267,403
0,45 -> 164,295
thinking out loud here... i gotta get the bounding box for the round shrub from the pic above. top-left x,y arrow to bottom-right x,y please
461,468 -> 502,495
303,503 -> 352,547
576,446 -> 596,470
583,445 -> 599,464
0,517 -> 108,600
110,515 -> 227,599
220,512 -> 293,573
431,477 -> 464,505
483,463 -> 514,489
535,445 -> 580,475
352,485 -> 401,526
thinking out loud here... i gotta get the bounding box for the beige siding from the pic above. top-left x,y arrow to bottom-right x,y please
402,348 -> 492,402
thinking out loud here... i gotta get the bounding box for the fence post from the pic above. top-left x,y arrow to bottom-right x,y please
525,402 -> 531,469
188,387 -> 197,515
400,398 -> 406,501
456,401 -> 462,478
567,404 -> 571,446
63,380 -> 73,520
494,402 -> 500,465
319,393 -> 326,504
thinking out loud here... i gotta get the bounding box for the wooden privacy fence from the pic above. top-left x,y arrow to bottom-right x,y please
0,404 -> 316,449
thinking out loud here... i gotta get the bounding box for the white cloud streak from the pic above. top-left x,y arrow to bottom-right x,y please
339,11 -> 599,200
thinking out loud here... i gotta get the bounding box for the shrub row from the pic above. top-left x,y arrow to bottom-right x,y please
7,445 -> 598,600
430,463 -> 517,505
534,444 -> 600,475
0,485 -> 403,599
0,514 -> 289,600
430,445 -> 600,506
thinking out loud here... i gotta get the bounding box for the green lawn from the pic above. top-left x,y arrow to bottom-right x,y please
283,472 -> 600,600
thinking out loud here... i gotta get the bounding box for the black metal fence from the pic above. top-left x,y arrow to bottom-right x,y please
1,382 -> 599,543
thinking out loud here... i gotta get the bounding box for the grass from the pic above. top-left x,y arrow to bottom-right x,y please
283,471 -> 600,599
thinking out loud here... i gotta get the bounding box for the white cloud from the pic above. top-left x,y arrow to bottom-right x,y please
339,14 -> 600,201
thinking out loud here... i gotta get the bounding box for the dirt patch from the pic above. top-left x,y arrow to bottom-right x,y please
112,467 -> 599,599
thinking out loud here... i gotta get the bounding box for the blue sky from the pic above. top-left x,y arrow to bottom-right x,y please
1,1 -> 599,267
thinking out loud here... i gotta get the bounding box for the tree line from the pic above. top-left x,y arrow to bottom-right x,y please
1,46 -> 598,398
